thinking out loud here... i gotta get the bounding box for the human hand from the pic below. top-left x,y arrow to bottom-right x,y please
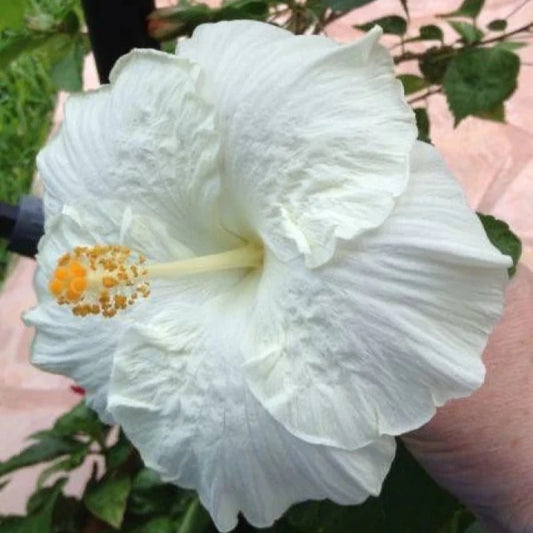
403,265 -> 533,533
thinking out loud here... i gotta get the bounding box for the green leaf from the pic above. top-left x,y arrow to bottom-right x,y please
493,41 -> 527,51
37,444 -> 89,488
0,0 -> 28,31
440,0 -> 484,19
106,429 -> 133,470
478,214 -> 521,277
319,0 -> 376,12
475,102 -> 505,122
419,24 -> 444,41
0,435 -> 84,477
126,517 -> 176,533
487,18 -> 507,31
59,10 -> 80,34
52,400 -> 107,443
398,74 -> 429,95
128,468 -> 183,517
449,20 -> 483,43
443,47 -> 519,124
26,479 -> 66,515
285,499 -> 384,533
83,473 -> 132,529
49,37 -> 85,92
175,498 -> 211,533
356,15 -> 407,36
419,46 -> 456,84
438,508 -> 477,533
414,108 -> 431,143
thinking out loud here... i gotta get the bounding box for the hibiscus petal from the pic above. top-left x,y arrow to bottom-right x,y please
107,295 -> 396,531
24,200 -> 224,421
37,49 -> 233,254
242,141 -> 511,450
178,21 -> 417,267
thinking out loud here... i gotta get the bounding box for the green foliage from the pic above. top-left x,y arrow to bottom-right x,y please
475,102 -> 505,123
419,46 -> 456,84
419,24 -> 444,41
84,472 -> 132,528
440,0 -> 485,19
50,397 -> 109,443
319,0 -> 376,12
448,20 -> 483,44
149,0 -> 271,40
0,435 -> 85,477
478,214 -> 522,277
488,19 -> 507,31
0,0 -> 87,89
106,429 -> 134,470
443,47 -> 519,124
493,41 -> 527,51
0,54 -> 56,280
0,0 -> 28,31
355,15 -> 407,36
0,0 -> 87,282
414,108 -> 431,143
398,74 -> 429,95
0,478 -> 65,533
0,402 -> 489,533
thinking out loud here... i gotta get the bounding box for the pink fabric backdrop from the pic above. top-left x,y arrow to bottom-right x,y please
0,0 -> 531,514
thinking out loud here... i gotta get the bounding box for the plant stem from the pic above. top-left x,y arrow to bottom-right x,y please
407,87 -> 442,105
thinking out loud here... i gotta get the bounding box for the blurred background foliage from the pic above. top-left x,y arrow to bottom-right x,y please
0,0 -> 530,530
0,0 -> 88,280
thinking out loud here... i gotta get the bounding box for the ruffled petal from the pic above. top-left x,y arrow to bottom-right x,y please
37,49 -> 232,254
242,141 -> 510,450
107,291 -> 396,531
178,21 -> 417,267
24,200 -> 230,421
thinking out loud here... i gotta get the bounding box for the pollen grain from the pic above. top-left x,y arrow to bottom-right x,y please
48,245 -> 149,318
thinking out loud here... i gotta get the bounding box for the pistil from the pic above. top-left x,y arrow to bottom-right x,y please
48,243 -> 263,318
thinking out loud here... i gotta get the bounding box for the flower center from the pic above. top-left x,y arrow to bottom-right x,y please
48,243 -> 263,318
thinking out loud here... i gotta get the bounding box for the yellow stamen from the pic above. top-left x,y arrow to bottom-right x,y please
48,242 -> 263,318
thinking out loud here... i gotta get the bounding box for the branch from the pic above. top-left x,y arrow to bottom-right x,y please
407,87 -> 442,105
480,22 -> 533,46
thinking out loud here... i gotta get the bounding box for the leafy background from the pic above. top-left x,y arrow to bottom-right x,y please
0,0 -> 530,531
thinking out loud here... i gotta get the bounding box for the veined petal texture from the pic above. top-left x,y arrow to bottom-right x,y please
178,21 -> 417,267
242,141 -> 510,450
37,49 -> 236,254
107,285 -> 396,532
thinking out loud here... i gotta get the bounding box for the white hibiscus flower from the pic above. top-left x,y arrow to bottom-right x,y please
25,20 -> 510,532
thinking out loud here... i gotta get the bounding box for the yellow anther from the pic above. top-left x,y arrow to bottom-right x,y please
49,279 -> 64,297
55,267 -> 69,280
66,288 -> 81,302
69,260 -> 86,277
102,276 -> 118,288
70,277 -> 88,294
